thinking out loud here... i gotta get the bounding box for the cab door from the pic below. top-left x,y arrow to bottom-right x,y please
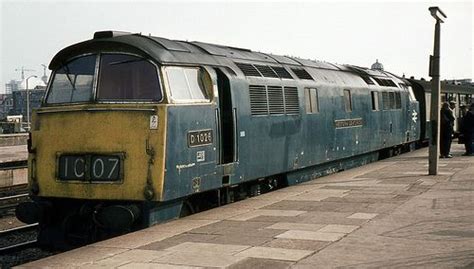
215,68 -> 236,165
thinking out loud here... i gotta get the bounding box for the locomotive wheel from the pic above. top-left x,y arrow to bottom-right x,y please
62,213 -> 95,246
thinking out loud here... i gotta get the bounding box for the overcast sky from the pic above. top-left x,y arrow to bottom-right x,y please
0,0 -> 472,94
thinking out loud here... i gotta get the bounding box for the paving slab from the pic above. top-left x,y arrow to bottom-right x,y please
19,145 -> 474,268
118,263 -> 202,269
276,230 -> 346,242
152,251 -> 246,268
234,246 -> 313,261
228,258 -> 294,269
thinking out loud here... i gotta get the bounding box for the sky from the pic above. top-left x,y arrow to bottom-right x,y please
0,0 -> 472,94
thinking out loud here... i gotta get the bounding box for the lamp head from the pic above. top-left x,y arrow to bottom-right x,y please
429,6 -> 447,22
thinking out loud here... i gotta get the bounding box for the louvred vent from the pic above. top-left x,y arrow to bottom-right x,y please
254,65 -> 279,78
284,87 -> 300,115
249,85 -> 268,116
271,66 -> 293,79
267,86 -> 285,115
235,63 -> 262,77
291,68 -> 313,80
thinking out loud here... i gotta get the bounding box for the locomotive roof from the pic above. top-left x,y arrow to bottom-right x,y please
49,30 -> 393,80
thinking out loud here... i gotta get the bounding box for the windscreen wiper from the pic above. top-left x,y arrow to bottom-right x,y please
109,59 -> 145,65
62,64 -> 77,91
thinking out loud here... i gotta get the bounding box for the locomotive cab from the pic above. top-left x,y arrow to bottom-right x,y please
16,36 -> 218,246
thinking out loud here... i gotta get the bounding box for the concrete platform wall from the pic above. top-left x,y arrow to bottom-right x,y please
0,134 -> 28,147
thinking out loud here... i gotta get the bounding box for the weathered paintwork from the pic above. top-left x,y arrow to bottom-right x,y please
30,104 -> 167,201
33,31 -> 420,210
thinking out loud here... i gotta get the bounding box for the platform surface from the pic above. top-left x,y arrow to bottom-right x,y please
0,145 -> 27,163
18,144 -> 474,268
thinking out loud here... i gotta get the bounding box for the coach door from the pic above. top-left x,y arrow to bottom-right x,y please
215,68 -> 236,165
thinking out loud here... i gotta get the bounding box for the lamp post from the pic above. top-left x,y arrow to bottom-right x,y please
25,75 -> 37,131
428,7 -> 447,175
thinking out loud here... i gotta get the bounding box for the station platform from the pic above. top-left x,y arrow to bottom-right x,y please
0,145 -> 27,187
0,145 -> 27,164
17,144 -> 474,268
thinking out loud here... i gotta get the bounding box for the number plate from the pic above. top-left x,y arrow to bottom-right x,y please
58,154 -> 122,182
187,129 -> 213,147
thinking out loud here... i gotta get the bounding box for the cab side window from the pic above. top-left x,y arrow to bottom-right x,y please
164,66 -> 210,102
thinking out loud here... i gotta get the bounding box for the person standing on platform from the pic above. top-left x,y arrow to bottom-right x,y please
461,103 -> 474,156
440,102 -> 455,158
449,101 -> 457,131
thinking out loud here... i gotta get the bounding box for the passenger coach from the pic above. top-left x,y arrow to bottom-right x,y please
17,31 -> 420,247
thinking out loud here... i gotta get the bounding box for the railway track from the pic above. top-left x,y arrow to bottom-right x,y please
0,193 -> 30,217
0,161 -> 29,216
0,223 -> 38,255
0,160 -> 27,170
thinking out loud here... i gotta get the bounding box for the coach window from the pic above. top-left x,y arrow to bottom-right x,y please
305,88 -> 319,113
382,92 -> 390,110
395,92 -> 402,109
389,92 -> 396,109
343,89 -> 352,112
164,66 -> 210,102
407,86 -> 416,101
46,55 -> 96,104
371,91 -> 379,111
97,54 -> 162,101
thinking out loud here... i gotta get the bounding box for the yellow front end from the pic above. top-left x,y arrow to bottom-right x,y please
29,104 -> 167,201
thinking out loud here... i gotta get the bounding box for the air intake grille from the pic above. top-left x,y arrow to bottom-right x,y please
255,65 -> 279,78
235,63 -> 262,77
284,87 -> 300,115
360,75 -> 375,85
249,85 -> 268,116
373,78 -> 397,87
267,86 -> 285,115
271,66 -> 293,79
291,68 -> 313,80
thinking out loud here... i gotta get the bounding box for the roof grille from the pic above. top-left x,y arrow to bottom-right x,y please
271,66 -> 293,79
254,65 -> 279,78
360,75 -> 375,85
284,87 -> 300,115
267,86 -> 285,115
235,63 -> 262,77
373,78 -> 397,87
291,68 -> 313,80
249,85 -> 268,116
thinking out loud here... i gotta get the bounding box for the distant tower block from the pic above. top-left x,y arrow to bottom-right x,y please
41,64 -> 48,84
371,59 -> 384,71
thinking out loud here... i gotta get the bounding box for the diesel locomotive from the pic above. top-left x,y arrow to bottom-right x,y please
17,30 -> 423,247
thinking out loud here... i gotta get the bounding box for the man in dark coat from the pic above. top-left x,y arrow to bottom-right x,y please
440,102 -> 455,158
461,103 -> 474,156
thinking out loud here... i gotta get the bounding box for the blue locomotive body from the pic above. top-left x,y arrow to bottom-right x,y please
17,31 -> 422,247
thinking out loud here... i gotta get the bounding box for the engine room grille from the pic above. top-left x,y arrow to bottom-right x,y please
249,85 -> 268,116
249,85 -> 300,116
284,87 -> 300,115
291,68 -> 314,80
255,65 -> 279,78
271,66 -> 293,79
360,75 -> 375,85
267,86 -> 285,115
373,78 -> 397,87
235,63 -> 262,77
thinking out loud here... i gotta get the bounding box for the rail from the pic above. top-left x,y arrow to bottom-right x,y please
0,223 -> 39,255
0,187 -> 30,216
0,160 -> 28,170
